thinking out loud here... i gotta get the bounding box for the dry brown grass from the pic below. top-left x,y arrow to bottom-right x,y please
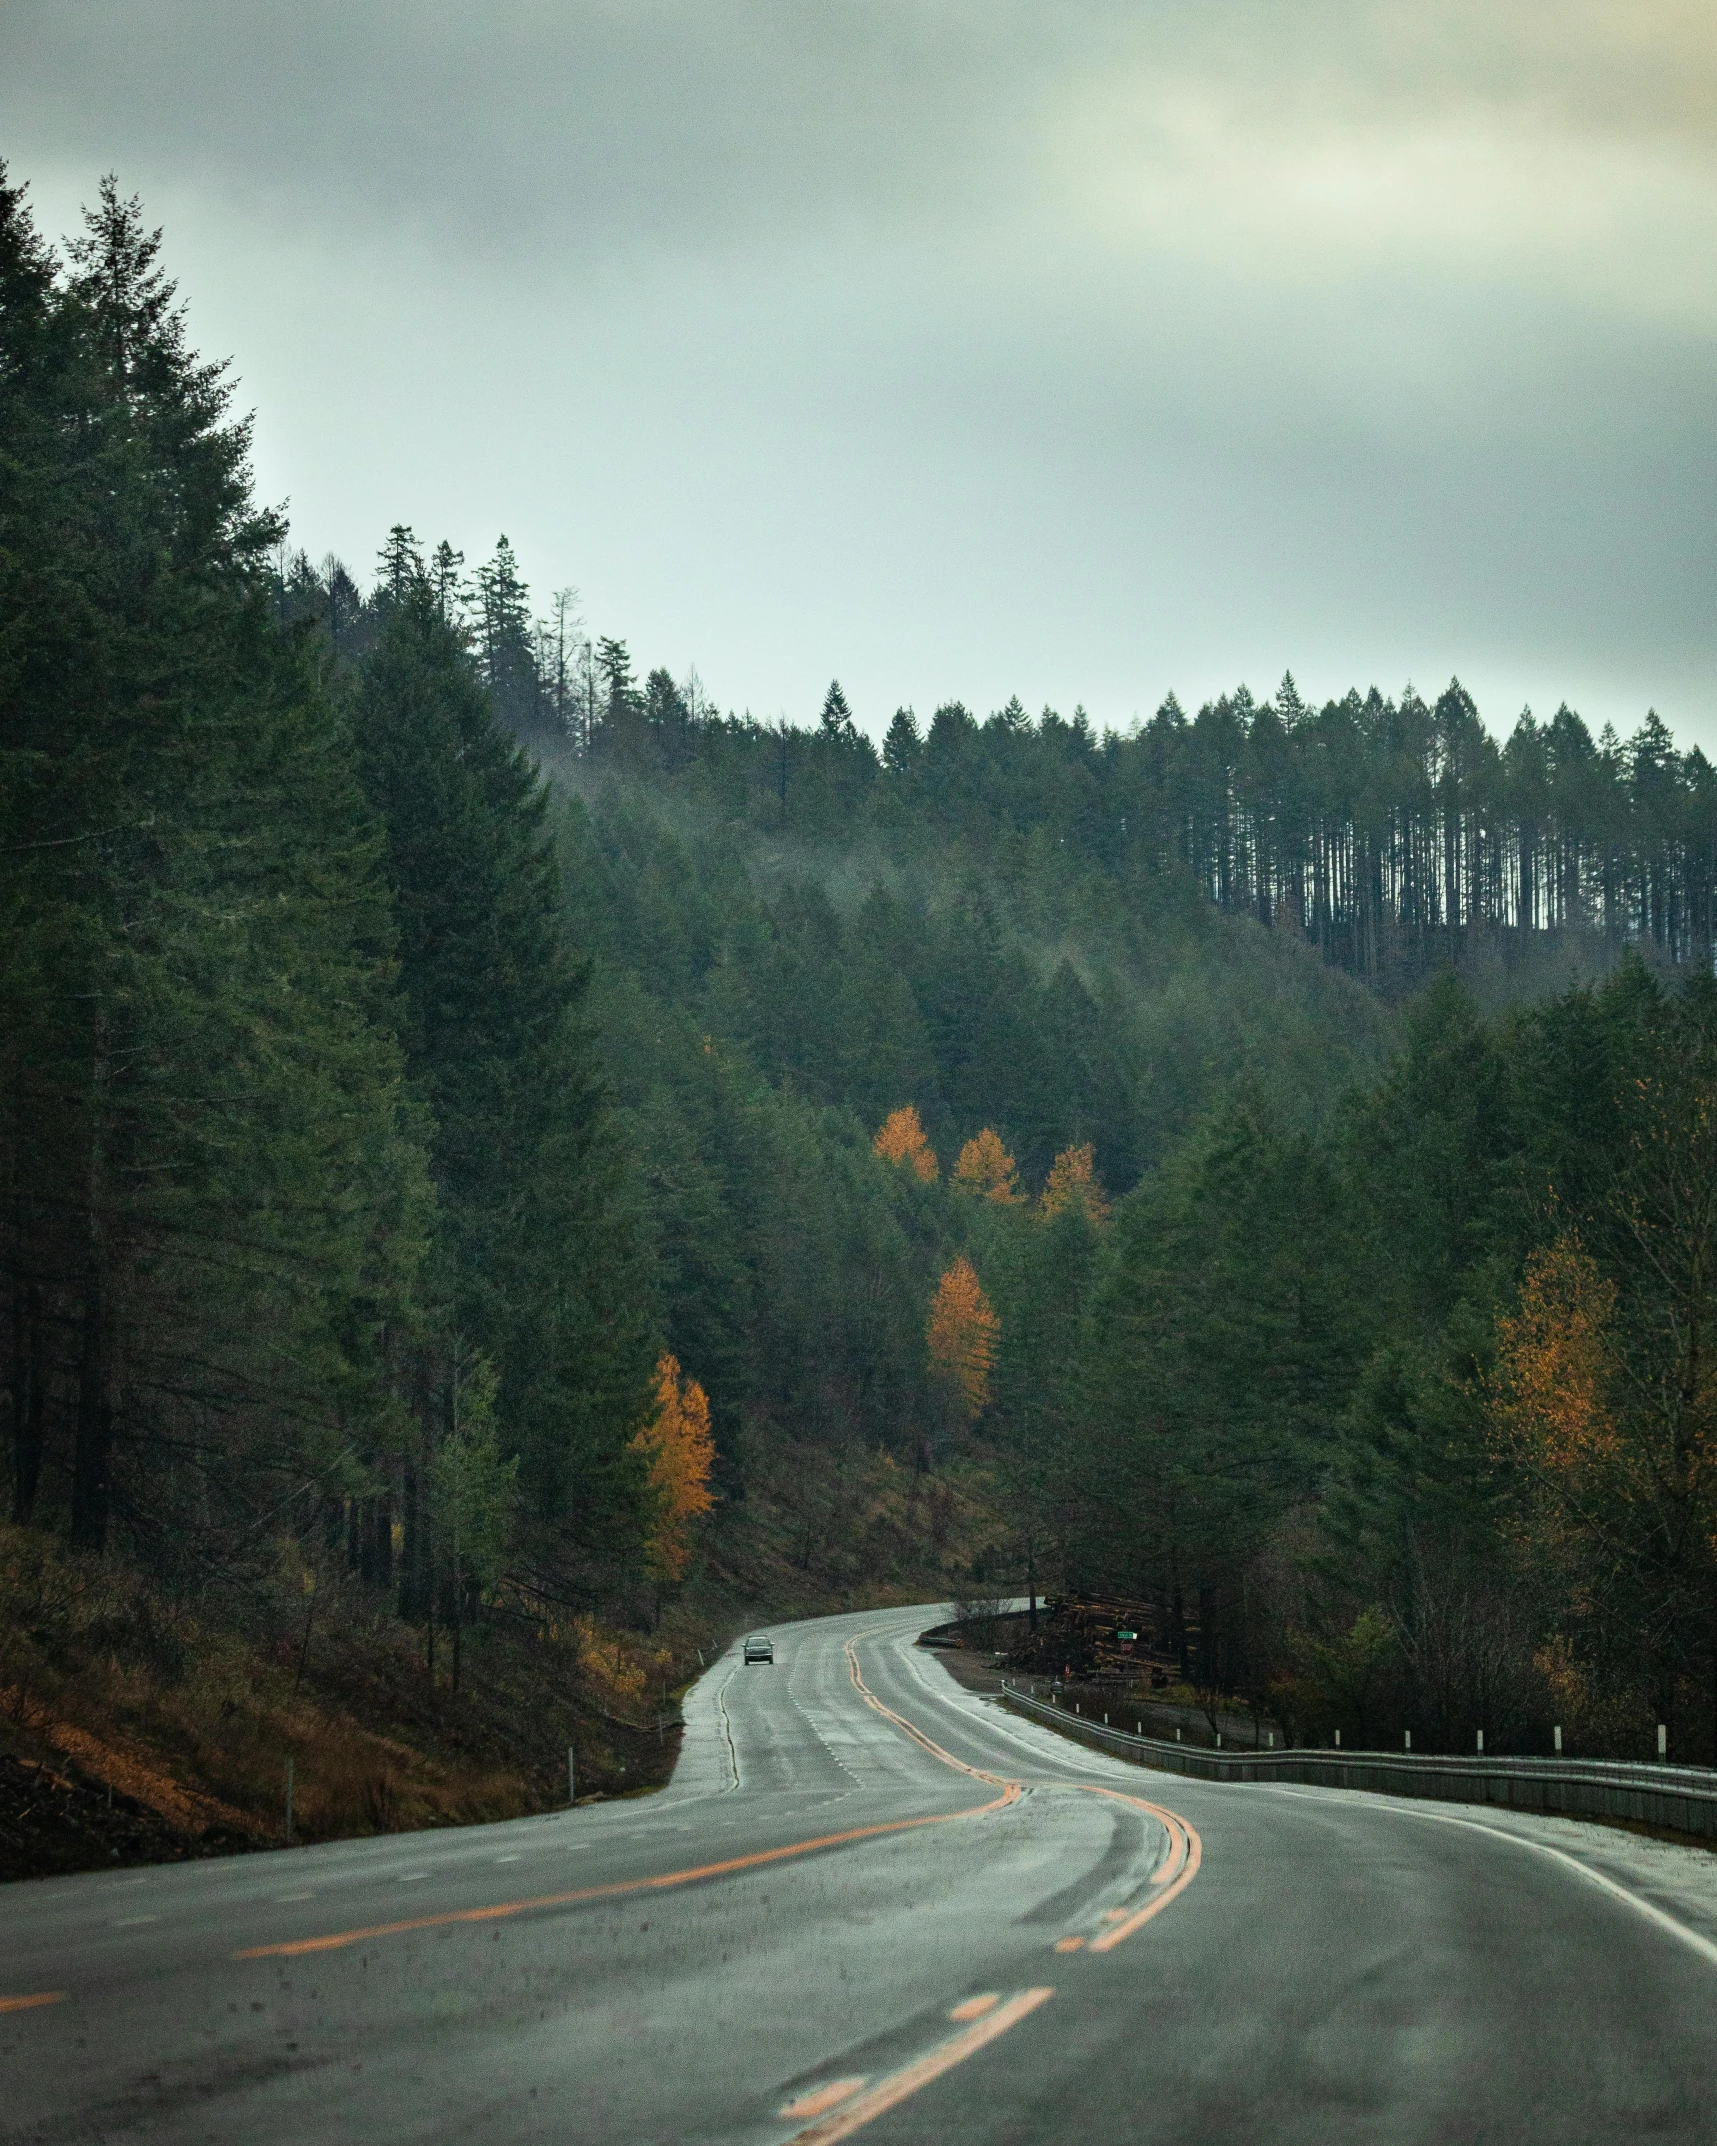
0,1526 -> 647,1862
0,1441 -> 1004,1879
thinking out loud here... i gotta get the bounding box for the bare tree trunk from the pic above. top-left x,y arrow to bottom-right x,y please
372,1490 -> 394,1589
1709,1571 -> 1717,1769
71,1024 -> 117,1553
10,1279 -> 46,1526
450,1526 -> 462,1695
71,1225 -> 113,1550
399,1454 -> 422,1620
398,1351 -> 436,1621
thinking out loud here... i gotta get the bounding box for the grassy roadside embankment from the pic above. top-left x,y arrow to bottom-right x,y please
0,1446 -> 999,1882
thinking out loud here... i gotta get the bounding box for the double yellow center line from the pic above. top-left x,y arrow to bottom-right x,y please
237,1792 -> 1018,1960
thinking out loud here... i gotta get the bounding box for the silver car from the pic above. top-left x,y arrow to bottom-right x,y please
743,1634 -> 774,1665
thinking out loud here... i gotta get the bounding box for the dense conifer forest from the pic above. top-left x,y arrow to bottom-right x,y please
6,169 -> 1717,1831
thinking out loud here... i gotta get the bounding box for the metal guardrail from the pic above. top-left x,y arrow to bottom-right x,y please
999,1681 -> 1717,1840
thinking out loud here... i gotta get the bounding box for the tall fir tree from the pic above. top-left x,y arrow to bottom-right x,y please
351,589 -> 657,1588
0,171 -> 426,1557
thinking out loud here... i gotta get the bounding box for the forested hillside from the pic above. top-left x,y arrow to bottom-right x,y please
5,169 -> 1716,1866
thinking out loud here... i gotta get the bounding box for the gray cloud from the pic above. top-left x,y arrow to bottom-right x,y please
5,0 -> 1713,739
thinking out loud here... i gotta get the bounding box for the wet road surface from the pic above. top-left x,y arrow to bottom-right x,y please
5,1600 -> 1717,2142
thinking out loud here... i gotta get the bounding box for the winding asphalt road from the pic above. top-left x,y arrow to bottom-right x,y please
5,1601 -> 1717,2142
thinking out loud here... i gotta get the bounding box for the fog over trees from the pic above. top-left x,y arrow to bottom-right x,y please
7,170 -> 1717,1763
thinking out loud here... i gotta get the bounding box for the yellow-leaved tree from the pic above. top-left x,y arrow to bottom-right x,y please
1484,1234 -> 1633,1742
1039,1141 -> 1109,1223
875,1104 -> 938,1183
1489,1234 -> 1619,1487
631,1353 -> 716,1582
927,1255 -> 999,1425
1487,1016 -> 1717,1747
954,1128 -> 1020,1204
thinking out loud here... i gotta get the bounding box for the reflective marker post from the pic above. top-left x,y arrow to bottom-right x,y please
568,1746 -> 577,1807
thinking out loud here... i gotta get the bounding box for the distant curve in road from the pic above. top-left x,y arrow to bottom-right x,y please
5,1601 -> 1717,2142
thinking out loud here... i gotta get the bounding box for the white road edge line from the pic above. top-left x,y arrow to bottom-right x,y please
905,1639 -> 1717,1976
890,1638 -> 1145,1779
1246,1783 -> 1717,1971
902,1629 -> 1716,1972
714,1660 -> 743,1795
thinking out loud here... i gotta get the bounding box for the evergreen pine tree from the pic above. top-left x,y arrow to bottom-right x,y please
352,590 -> 657,1577
1,173 -> 426,1556
881,708 -> 922,776
645,668 -> 694,769
820,680 -> 856,737
377,522 -> 425,606
430,539 -> 466,624
474,535 -> 550,746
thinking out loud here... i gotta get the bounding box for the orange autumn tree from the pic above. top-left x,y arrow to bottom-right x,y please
954,1127 -> 1020,1204
927,1255 -> 999,1425
1485,1234 -> 1631,1631
1486,1026 -> 1717,1738
1039,1141 -> 1109,1224
631,1353 -> 716,1581
1489,1235 -> 1619,1483
874,1104 -> 937,1183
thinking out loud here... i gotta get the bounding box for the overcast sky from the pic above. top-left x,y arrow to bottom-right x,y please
6,2 -> 1714,744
